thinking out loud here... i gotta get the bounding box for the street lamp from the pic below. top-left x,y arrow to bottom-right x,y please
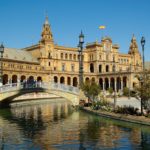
78,31 -> 84,87
141,36 -> 145,71
113,56 -> 117,110
0,43 -> 4,86
140,36 -> 145,115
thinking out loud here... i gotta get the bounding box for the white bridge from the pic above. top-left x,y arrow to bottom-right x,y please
0,82 -> 80,107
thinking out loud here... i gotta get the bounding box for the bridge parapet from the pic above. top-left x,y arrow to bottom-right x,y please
0,82 -> 79,95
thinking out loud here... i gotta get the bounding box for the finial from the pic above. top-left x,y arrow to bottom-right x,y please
45,10 -> 49,25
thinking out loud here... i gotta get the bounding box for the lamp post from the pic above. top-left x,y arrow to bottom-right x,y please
128,63 -> 131,99
78,31 -> 84,87
140,36 -> 145,115
113,56 -> 117,110
141,36 -> 145,72
0,44 -> 4,86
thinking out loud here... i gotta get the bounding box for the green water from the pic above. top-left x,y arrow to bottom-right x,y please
0,99 -> 150,150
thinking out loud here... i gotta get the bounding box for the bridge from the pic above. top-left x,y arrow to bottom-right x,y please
0,82 -> 80,107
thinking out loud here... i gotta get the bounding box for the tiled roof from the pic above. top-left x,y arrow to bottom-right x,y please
3,48 -> 39,63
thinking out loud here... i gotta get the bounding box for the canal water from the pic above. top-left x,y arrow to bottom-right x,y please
0,99 -> 150,150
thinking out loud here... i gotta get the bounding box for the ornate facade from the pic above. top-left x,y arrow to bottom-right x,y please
2,16 -> 142,92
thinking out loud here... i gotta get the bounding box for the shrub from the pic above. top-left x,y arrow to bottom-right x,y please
123,87 -> 129,96
115,105 -> 139,115
108,87 -> 113,95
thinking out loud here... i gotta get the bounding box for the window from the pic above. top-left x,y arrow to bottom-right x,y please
99,65 -> 102,73
49,62 -> 51,66
65,53 -> 68,59
74,54 -> 76,60
106,54 -> 109,61
69,54 -> 72,60
99,55 -> 101,60
90,63 -> 94,73
61,53 -> 63,59
106,65 -> 109,72
62,64 -> 65,71
71,64 -> 74,72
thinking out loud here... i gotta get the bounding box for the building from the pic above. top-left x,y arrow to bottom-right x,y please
1,16 -> 142,92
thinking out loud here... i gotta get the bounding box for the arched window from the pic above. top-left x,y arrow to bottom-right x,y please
106,65 -> 109,72
90,63 -> 94,73
65,53 -> 68,59
99,65 -> 102,73
61,53 -> 63,59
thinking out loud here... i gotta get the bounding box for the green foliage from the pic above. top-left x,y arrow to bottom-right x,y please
135,71 -> 150,111
91,99 -> 112,112
115,105 -> 139,115
123,87 -> 129,96
108,87 -> 113,95
81,80 -> 101,102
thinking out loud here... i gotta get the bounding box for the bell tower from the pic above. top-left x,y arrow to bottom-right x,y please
128,35 -> 142,71
40,16 -> 54,44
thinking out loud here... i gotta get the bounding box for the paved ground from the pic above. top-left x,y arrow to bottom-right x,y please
108,97 -> 141,109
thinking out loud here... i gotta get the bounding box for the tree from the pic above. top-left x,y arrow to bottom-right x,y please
81,80 -> 101,103
135,71 -> 150,115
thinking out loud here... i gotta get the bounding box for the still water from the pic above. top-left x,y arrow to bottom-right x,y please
0,99 -> 150,150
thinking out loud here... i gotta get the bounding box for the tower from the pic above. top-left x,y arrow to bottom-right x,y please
40,16 -> 54,44
128,35 -> 142,71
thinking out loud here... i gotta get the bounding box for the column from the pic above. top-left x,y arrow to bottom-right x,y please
102,80 -> 105,91
121,78 -> 123,91
108,78 -> 111,89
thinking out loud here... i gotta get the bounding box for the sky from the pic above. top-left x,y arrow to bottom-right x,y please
0,0 -> 150,60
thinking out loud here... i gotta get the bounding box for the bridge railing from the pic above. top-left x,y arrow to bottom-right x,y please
0,82 -> 79,94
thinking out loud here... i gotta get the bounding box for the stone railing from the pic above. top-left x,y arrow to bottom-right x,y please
0,82 -> 79,94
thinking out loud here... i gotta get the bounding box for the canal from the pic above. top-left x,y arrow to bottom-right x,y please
0,99 -> 150,150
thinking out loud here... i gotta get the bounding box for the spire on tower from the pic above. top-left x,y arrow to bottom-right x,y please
128,34 -> 139,54
40,15 -> 53,44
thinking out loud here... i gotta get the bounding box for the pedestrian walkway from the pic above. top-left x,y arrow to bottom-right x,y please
108,97 -> 141,109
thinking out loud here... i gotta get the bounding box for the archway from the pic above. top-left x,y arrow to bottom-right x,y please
37,76 -> 42,82
20,75 -> 26,82
3,74 -> 8,85
73,77 -> 78,87
85,77 -> 90,82
54,76 -> 58,83
111,77 -> 115,90
60,76 -> 65,84
67,77 -> 71,85
28,76 -> 34,84
12,75 -> 17,83
99,78 -> 103,90
105,78 -> 109,90
91,77 -> 95,83
117,77 -> 121,91
90,63 -> 94,73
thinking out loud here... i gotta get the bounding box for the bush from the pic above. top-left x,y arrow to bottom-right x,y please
91,99 -> 112,112
123,87 -> 129,96
108,87 -> 113,95
115,105 -> 139,115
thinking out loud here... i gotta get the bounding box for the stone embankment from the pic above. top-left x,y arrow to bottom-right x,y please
82,107 -> 150,126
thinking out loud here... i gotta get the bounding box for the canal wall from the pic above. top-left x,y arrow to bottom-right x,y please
82,107 -> 150,126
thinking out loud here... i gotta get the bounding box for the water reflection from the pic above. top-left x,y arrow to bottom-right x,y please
0,99 -> 150,149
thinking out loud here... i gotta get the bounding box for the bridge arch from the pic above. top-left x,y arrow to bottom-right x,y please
0,83 -> 79,107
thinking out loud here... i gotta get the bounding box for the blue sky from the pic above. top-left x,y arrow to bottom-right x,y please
0,0 -> 149,60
